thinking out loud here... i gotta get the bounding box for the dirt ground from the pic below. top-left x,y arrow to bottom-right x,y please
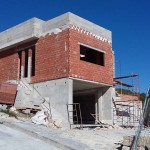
61,127 -> 136,149
0,111 -> 136,150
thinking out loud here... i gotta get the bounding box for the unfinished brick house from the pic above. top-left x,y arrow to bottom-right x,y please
0,12 -> 114,127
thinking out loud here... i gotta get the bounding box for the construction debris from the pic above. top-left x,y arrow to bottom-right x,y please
31,110 -> 62,128
53,119 -> 62,128
31,110 -> 49,126
9,106 -> 32,121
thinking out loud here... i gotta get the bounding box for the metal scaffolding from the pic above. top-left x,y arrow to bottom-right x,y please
67,103 -> 83,129
113,99 -> 142,127
113,74 -> 142,127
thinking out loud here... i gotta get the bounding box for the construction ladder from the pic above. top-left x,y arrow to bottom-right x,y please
67,103 -> 83,129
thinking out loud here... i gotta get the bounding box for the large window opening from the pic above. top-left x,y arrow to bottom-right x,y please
80,45 -> 105,66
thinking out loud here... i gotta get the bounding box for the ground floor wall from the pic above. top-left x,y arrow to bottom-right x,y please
15,77 -> 113,128
34,78 -> 73,127
15,78 -> 73,128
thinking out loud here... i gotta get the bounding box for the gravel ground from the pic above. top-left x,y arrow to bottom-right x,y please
0,123 -> 61,150
60,127 -> 136,149
0,112 -> 137,150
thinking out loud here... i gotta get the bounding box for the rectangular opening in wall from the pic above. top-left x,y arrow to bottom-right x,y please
24,49 -> 28,77
73,94 -> 96,124
18,51 -> 22,79
31,46 -> 35,76
80,45 -> 105,66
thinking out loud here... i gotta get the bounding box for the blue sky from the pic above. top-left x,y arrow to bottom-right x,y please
0,0 -> 149,92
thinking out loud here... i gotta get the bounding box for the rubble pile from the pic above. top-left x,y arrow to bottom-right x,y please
31,110 -> 62,128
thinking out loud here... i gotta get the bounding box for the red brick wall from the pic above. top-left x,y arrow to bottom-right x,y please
0,41 -> 37,83
0,49 -> 18,83
0,28 -> 114,85
68,29 -> 114,85
31,29 -> 70,83
0,83 -> 17,104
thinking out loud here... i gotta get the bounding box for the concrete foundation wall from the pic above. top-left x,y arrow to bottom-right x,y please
15,78 -> 113,127
15,78 -> 73,127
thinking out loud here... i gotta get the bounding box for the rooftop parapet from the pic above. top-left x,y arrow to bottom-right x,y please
0,12 -> 112,51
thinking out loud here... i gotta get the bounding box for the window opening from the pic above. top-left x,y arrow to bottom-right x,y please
31,46 -> 35,76
24,49 -> 28,77
80,45 -> 105,66
18,51 -> 22,79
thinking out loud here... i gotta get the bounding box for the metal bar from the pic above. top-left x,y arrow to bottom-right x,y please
115,80 -> 134,87
114,74 -> 138,80
67,103 -> 83,129
67,104 -> 71,129
20,79 -> 52,119
78,103 -> 82,129
131,86 -> 150,150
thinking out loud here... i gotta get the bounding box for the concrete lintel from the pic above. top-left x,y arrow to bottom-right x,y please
69,77 -> 112,87
78,42 -> 106,53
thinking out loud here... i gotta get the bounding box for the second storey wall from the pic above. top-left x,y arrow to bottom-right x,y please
31,29 -> 70,83
0,28 -> 114,86
68,28 -> 114,85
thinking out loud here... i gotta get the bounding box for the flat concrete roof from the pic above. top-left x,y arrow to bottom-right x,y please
0,12 -> 112,52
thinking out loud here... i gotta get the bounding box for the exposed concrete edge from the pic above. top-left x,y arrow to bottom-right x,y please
69,77 -> 112,87
78,42 -> 106,53
3,121 -> 89,150
0,12 -> 112,52
0,18 -> 43,52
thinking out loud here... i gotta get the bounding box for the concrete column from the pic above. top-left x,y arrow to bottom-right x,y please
21,51 -> 25,78
95,94 -> 98,123
68,79 -> 73,105
97,89 -> 103,121
27,56 -> 31,82
97,87 -> 113,124
27,48 -> 32,82
66,79 -> 73,125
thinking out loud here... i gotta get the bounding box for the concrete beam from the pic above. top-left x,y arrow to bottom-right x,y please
0,18 -> 43,51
